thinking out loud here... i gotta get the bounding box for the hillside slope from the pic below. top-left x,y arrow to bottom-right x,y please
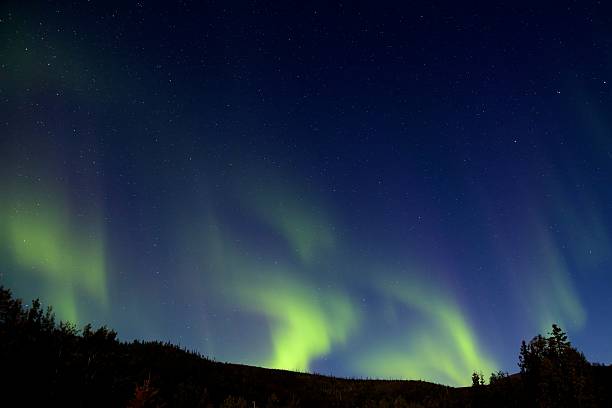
2,286 -> 611,407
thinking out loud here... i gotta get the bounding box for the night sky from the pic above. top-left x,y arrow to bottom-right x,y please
2,1 -> 612,386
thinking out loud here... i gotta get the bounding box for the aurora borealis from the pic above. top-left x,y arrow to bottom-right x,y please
2,1 -> 612,386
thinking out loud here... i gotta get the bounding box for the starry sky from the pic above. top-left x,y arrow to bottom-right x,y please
2,1 -> 612,386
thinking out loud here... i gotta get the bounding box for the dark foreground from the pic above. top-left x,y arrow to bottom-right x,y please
1,286 -> 611,407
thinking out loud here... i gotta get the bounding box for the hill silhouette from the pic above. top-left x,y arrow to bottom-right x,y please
1,285 -> 611,407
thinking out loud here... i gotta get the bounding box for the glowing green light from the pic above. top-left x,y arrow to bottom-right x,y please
357,277 -> 497,386
526,225 -> 586,332
235,273 -> 357,371
197,205 -> 356,372
2,187 -> 107,323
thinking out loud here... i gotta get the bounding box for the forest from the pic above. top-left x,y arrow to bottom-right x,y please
1,286 -> 611,407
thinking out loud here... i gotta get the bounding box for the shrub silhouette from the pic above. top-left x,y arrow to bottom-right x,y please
127,377 -> 166,408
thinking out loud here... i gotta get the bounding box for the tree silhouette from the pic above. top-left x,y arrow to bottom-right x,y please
471,371 -> 483,387
518,324 -> 593,407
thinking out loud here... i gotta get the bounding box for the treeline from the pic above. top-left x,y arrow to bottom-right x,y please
0,286 -> 460,407
1,286 -> 611,407
470,324 -> 612,407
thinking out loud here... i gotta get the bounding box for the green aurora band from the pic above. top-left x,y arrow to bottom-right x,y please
230,173 -> 335,264
243,189 -> 353,370
357,277 -> 498,386
1,185 -> 107,324
234,272 -> 357,372
190,179 -> 503,383
522,224 -> 586,333
193,186 -> 356,372
251,195 -> 335,264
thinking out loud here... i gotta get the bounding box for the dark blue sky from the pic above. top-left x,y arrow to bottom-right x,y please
2,1 -> 612,385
